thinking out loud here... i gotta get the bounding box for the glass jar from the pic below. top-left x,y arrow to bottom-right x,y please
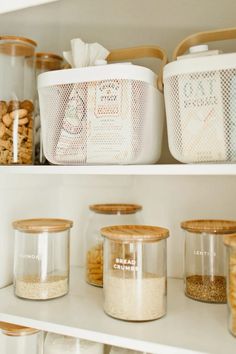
224,235 -> 236,337
0,322 -> 43,354
13,218 -> 73,300
44,332 -> 104,354
35,52 -> 63,164
85,204 -> 142,287
102,225 -> 169,322
0,35 -> 37,164
181,219 -> 236,303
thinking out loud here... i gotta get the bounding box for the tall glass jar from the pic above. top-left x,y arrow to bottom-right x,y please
0,322 -> 43,354
13,218 -> 73,300
181,219 -> 236,303
85,204 -> 142,287
44,332 -> 104,354
224,235 -> 236,337
102,225 -> 169,322
0,35 -> 37,164
35,53 -> 63,164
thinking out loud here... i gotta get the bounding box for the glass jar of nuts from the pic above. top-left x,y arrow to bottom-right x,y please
181,219 -> 236,303
0,36 -> 37,164
85,204 -> 142,287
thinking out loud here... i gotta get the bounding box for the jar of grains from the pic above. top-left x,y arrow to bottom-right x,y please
102,225 -> 169,321
181,219 -> 236,303
85,204 -> 142,287
0,35 -> 37,164
0,322 -> 43,354
35,52 -> 63,164
44,332 -> 104,354
13,218 -> 73,300
224,234 -> 236,337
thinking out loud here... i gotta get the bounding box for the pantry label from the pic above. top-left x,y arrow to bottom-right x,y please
113,257 -> 139,271
193,250 -> 216,257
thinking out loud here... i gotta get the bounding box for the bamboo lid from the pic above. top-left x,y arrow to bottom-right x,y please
0,35 -> 37,57
224,234 -> 236,247
181,219 -> 236,234
0,322 -> 39,336
89,204 -> 142,215
36,52 -> 63,70
12,218 -> 73,233
101,225 -> 169,242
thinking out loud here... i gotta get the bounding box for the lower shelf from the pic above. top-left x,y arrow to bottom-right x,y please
0,267 -> 234,354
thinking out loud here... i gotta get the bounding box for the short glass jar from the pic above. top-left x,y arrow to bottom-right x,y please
35,52 -> 63,164
0,35 -> 37,164
0,322 -> 43,354
13,218 -> 73,300
181,219 -> 236,303
102,225 -> 169,322
85,204 -> 142,287
44,332 -> 104,354
224,235 -> 236,337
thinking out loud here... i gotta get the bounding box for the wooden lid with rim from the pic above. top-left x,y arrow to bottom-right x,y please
36,52 -> 63,70
89,204 -> 142,215
101,225 -> 169,242
0,322 -> 39,336
0,35 -> 37,57
12,218 -> 73,233
181,219 -> 236,234
224,234 -> 236,247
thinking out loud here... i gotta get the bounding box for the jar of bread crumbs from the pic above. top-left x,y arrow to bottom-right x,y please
181,219 -> 236,303
85,204 -> 142,287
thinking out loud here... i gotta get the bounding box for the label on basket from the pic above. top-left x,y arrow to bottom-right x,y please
179,72 -> 227,162
55,84 -> 87,163
86,79 -> 138,163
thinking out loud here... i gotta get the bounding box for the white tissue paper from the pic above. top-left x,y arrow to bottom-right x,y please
56,39 -> 110,163
63,38 -> 109,68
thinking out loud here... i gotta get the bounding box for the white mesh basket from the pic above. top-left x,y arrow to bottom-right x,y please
164,27 -> 236,163
38,46 -> 167,165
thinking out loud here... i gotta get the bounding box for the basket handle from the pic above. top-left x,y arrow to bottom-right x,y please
107,45 -> 168,92
173,27 -> 236,60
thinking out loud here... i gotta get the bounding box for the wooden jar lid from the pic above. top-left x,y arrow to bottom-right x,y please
12,218 -> 73,233
36,52 -> 63,70
89,204 -> 142,215
224,234 -> 236,247
0,35 -> 37,57
181,219 -> 236,234
101,225 -> 169,242
0,322 -> 39,336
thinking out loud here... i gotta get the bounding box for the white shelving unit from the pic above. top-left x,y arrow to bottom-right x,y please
0,0 -> 236,353
0,267 -> 235,354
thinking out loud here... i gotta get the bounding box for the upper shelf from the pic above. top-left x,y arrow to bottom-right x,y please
1,164 -> 236,175
0,267 -> 234,354
0,0 -> 58,14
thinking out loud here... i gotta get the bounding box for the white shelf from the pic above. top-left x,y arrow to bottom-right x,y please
0,0 -> 58,14
0,164 -> 236,175
0,267 -> 234,354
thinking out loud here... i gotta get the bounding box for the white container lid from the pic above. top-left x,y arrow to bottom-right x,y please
38,63 -> 157,89
164,52 -> 236,79
189,45 -> 209,53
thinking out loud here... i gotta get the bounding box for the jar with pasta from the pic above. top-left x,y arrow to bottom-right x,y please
85,204 -> 142,287
224,234 -> 236,336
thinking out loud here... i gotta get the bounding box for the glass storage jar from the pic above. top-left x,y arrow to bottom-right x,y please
13,218 -> 73,300
0,35 -> 37,164
181,219 -> 236,303
44,332 -> 104,354
224,235 -> 236,337
0,322 -> 43,354
35,52 -> 63,164
85,204 -> 142,287
102,225 -> 169,321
